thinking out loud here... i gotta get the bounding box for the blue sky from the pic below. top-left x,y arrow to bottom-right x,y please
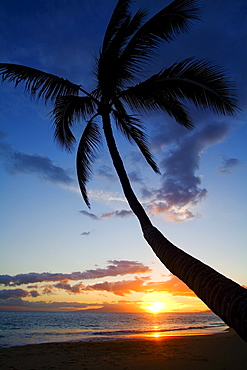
0,0 -> 246,312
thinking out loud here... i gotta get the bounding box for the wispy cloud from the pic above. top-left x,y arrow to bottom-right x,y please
79,209 -> 133,220
0,260 -> 152,286
218,157 -> 243,174
101,210 -> 133,219
128,170 -> 144,184
96,165 -> 116,182
87,189 -> 126,203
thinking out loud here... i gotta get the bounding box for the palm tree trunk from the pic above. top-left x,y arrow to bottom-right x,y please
102,113 -> 151,229
102,113 -> 247,342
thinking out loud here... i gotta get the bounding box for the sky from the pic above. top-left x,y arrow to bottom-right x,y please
0,0 -> 246,314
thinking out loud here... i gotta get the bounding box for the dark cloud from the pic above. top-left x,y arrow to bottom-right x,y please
218,157 -> 243,174
0,133 -> 74,185
0,260 -> 151,286
79,210 -> 99,220
101,210 -> 133,219
0,288 -> 39,299
79,209 -> 133,220
144,122 -> 231,222
29,290 -> 40,297
80,230 -> 94,236
54,282 -> 84,294
0,298 -> 101,310
9,152 -> 73,185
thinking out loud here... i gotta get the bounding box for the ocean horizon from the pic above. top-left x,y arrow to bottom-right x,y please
0,311 -> 228,348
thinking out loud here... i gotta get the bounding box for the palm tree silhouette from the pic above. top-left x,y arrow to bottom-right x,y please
1,0 -> 246,341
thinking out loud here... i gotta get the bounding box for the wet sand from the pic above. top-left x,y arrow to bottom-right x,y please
0,329 -> 246,369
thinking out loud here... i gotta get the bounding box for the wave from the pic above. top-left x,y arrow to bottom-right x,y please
92,323 -> 226,337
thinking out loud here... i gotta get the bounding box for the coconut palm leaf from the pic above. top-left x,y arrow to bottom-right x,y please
121,58 -> 237,119
155,58 -> 238,115
118,0 -> 200,79
120,86 -> 193,128
102,0 -> 131,52
76,118 -> 101,208
52,96 -> 97,151
97,9 -> 147,96
0,63 -> 81,102
112,101 -> 160,173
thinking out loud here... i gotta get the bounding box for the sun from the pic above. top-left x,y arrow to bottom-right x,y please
145,302 -> 166,314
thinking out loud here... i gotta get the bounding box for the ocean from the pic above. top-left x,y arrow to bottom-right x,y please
0,311 -> 228,348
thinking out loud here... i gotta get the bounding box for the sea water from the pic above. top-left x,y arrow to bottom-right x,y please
0,311 -> 228,348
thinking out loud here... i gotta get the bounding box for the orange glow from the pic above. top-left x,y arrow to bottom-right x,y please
144,302 -> 167,313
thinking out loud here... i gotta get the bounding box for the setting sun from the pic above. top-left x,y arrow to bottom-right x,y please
145,302 -> 167,314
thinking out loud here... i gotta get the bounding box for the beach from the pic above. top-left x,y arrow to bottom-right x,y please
0,329 -> 246,370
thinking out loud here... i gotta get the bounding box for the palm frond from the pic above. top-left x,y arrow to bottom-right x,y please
154,58 -> 238,115
102,0 -> 131,52
51,96 -> 97,151
76,119 -> 102,208
121,57 -> 238,121
97,9 -> 146,95
119,0 -> 200,78
120,83 -> 193,128
0,63 -> 80,102
112,101 -> 160,173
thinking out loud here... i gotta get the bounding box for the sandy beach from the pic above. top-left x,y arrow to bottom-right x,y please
0,329 -> 246,370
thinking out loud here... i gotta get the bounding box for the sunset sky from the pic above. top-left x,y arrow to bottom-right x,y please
0,0 -> 246,313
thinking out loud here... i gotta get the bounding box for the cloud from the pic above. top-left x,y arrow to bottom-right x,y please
96,165 -> 116,182
145,275 -> 195,297
54,282 -> 85,294
128,170 -> 144,184
80,230 -> 94,236
0,273 -> 195,306
0,132 -> 74,186
55,274 -> 195,297
79,209 -> 133,220
42,286 -> 55,295
87,190 -> 126,203
0,298 -> 102,311
101,210 -> 133,219
79,210 -> 100,220
0,288 -> 40,299
218,157 -> 243,174
30,290 -> 40,297
144,122 -> 231,222
0,296 -> 140,312
9,152 -> 74,185
83,277 -> 146,296
0,260 -> 152,286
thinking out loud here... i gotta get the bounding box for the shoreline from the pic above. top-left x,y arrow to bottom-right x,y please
1,329 -> 246,369
0,325 -> 229,349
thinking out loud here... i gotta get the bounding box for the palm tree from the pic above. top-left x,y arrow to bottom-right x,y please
1,0 -> 246,341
